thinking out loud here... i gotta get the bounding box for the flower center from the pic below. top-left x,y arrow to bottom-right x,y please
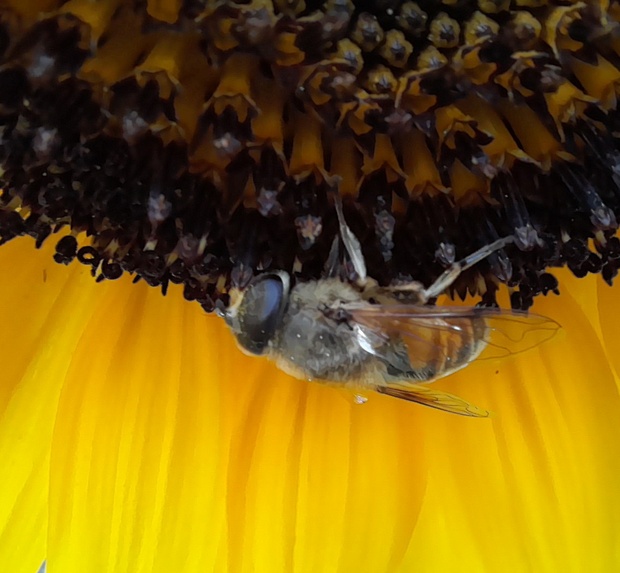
0,0 -> 619,310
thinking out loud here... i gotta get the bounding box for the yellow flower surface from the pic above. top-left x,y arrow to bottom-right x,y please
1,236 -> 620,573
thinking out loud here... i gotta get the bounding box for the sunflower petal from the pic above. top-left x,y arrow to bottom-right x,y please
597,276 -> 620,386
45,266 -> 428,572
399,271 -> 620,572
0,239 -> 98,573
2,238 -> 620,572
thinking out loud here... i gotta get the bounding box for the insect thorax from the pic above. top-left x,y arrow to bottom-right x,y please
271,279 -> 369,382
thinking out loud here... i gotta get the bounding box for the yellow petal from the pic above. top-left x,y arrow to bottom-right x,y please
1,237 -> 620,572
404,271 -> 620,571
42,250 -> 427,572
0,239 -> 100,573
597,276 -> 620,385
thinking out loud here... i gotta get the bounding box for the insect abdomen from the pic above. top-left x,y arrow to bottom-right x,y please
425,316 -> 488,380
381,316 -> 488,383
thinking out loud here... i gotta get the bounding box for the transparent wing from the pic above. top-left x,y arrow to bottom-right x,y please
346,302 -> 560,381
376,384 -> 490,417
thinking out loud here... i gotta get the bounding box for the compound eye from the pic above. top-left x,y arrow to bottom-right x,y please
235,274 -> 287,355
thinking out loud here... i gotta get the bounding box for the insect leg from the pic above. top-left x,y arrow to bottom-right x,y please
421,236 -> 514,301
334,195 -> 367,282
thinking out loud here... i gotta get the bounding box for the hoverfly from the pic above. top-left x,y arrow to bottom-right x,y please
224,198 -> 559,416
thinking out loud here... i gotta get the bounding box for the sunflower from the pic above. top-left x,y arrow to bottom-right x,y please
1,1 -> 620,572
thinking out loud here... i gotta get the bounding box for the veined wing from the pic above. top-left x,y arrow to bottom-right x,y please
376,384 -> 490,417
346,302 -> 560,382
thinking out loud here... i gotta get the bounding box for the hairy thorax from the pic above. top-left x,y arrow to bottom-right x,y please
270,279 -> 371,382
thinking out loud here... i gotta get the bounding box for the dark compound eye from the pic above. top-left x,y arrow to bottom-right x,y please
233,273 -> 289,355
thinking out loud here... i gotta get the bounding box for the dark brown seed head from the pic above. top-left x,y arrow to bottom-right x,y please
1,0 -> 620,311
